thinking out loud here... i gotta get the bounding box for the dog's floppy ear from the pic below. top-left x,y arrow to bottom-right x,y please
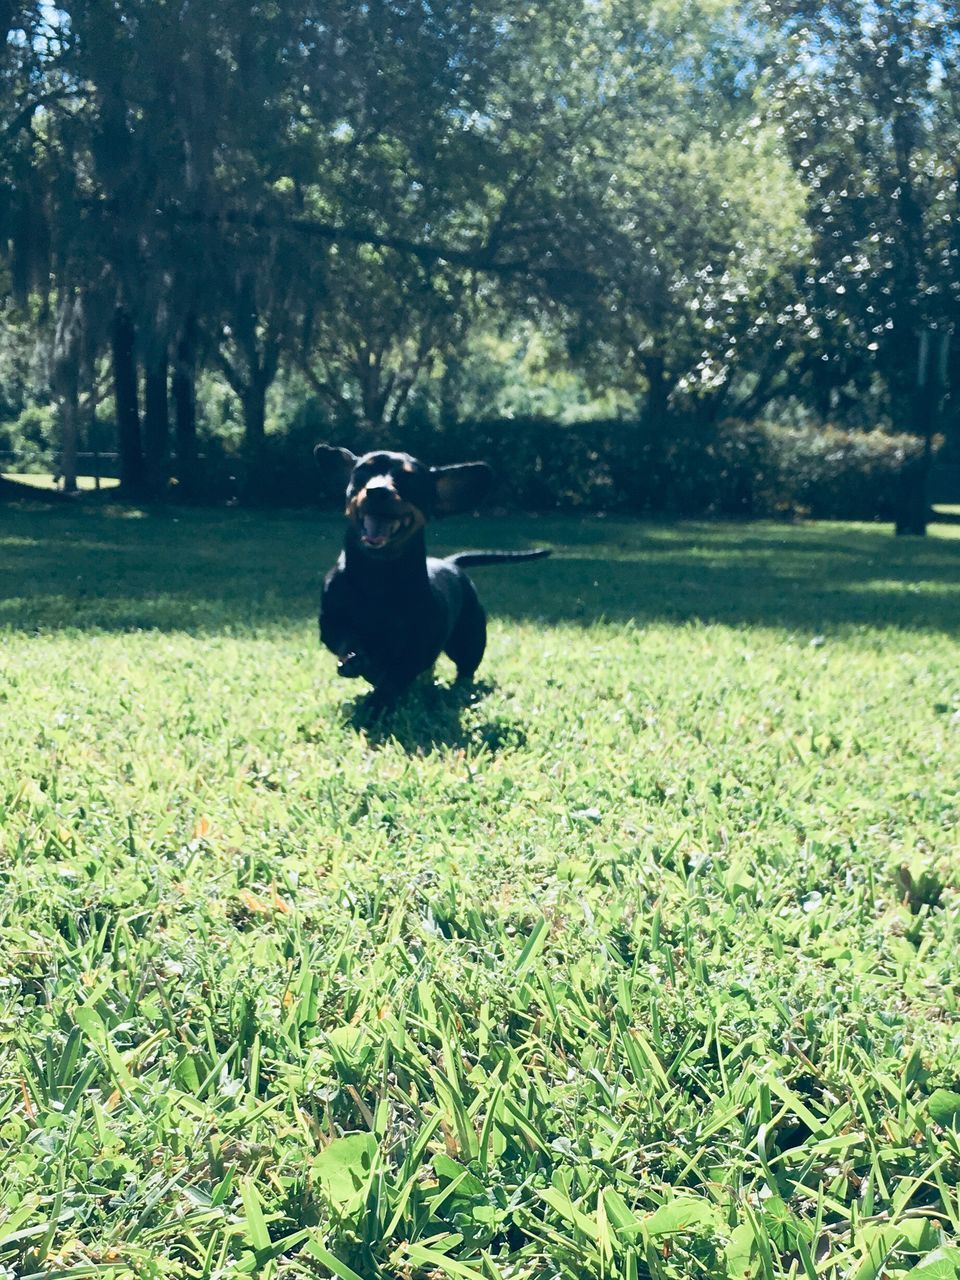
314,443 -> 358,488
430,462 -> 494,516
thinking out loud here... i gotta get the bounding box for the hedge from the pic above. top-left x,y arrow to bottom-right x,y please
2,403 -> 926,520
297,415 -> 925,521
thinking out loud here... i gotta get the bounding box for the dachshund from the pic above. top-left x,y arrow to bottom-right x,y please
315,445 -> 550,709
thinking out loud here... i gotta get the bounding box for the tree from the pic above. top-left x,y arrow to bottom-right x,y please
526,0 -> 808,453
9,0 -> 938,508
770,0 -> 960,432
579,124 -> 808,429
297,246 -> 475,437
768,0 -> 960,532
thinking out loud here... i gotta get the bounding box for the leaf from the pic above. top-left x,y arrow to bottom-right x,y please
897,1219 -> 945,1254
300,1237 -> 367,1280
173,1052 -> 202,1092
239,1178 -> 272,1255
433,1152 -> 487,1199
73,1005 -> 106,1039
904,1248 -> 960,1279
766,1076 -> 827,1136
401,1242 -> 489,1279
724,861 -> 756,899
851,1222 -> 940,1280
237,887 -> 272,915
602,1188 -> 642,1233
327,1025 -> 368,1055
312,1133 -> 377,1207
514,915 -> 548,980
928,1089 -> 960,1127
0,1195 -> 45,1247
73,1005 -> 136,1089
726,1221 -> 758,1278
759,1195 -> 810,1250
643,1196 -> 720,1238
539,1187 -> 599,1241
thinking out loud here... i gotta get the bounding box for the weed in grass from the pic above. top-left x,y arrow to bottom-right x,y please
1,505 -> 960,1278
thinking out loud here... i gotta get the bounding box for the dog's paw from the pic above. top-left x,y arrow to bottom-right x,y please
337,652 -> 366,678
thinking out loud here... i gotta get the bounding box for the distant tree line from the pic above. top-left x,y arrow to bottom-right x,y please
0,0 -> 958,502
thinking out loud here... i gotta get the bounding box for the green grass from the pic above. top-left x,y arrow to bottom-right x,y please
2,502 -> 960,1279
2,472 -> 121,491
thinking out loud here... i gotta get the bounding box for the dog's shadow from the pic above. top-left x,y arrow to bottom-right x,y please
341,679 -> 528,755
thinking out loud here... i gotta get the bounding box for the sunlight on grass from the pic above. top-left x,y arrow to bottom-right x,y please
1,506 -> 960,1278
846,577 -> 960,595
3,470 -> 121,491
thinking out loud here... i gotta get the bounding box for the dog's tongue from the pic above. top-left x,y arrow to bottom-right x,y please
361,513 -> 398,546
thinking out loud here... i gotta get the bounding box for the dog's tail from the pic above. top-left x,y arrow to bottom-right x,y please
446,548 -> 551,568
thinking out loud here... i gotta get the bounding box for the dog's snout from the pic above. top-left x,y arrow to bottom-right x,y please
357,474 -> 400,511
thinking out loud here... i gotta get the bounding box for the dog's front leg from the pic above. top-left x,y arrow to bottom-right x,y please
324,629 -> 370,678
319,580 -> 371,678
364,656 -> 427,715
364,679 -> 413,717
335,649 -> 368,678
324,629 -> 384,685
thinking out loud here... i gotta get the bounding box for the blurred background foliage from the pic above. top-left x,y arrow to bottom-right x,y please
0,0 -> 957,510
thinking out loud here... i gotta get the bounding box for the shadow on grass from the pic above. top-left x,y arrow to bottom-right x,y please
331,679 -> 525,755
2,502 -> 960,636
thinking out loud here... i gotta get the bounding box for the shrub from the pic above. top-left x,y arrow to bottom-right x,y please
42,402 -> 916,520
399,415 -> 926,521
754,422 -> 925,521
0,403 -> 58,473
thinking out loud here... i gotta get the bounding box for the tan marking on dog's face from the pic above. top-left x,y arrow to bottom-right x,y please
346,470 -> 427,554
385,503 -> 426,549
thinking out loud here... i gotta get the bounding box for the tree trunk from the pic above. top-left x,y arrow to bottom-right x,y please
111,306 -> 145,495
644,352 -> 671,429
628,352 -> 674,512
357,349 -> 389,436
896,373 -> 935,537
439,357 -> 460,432
59,383 -> 79,494
216,314 -> 278,503
173,316 -> 199,498
52,289 -> 82,493
143,351 -> 169,497
242,379 -> 268,502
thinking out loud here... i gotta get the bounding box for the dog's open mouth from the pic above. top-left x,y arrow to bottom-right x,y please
359,510 -> 412,548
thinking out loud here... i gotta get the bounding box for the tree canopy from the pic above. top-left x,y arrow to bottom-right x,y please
1,0 -> 957,497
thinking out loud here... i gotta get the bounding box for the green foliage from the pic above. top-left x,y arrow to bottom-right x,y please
0,402 -> 58,472
4,0 -> 960,482
568,47 -> 810,420
2,506 -> 960,1276
185,406 -> 931,517
727,421 -> 927,521
402,415 -> 924,520
770,0 -> 960,429
0,300 -> 48,421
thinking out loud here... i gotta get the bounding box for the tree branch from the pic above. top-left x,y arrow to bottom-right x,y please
212,344 -> 246,398
104,200 -> 599,287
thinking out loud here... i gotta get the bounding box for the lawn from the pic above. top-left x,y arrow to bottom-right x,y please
2,501 -> 960,1280
1,474 -> 121,493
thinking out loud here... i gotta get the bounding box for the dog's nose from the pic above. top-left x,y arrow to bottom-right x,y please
360,475 -> 398,507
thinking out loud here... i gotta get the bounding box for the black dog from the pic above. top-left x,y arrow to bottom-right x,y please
315,445 -> 549,708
